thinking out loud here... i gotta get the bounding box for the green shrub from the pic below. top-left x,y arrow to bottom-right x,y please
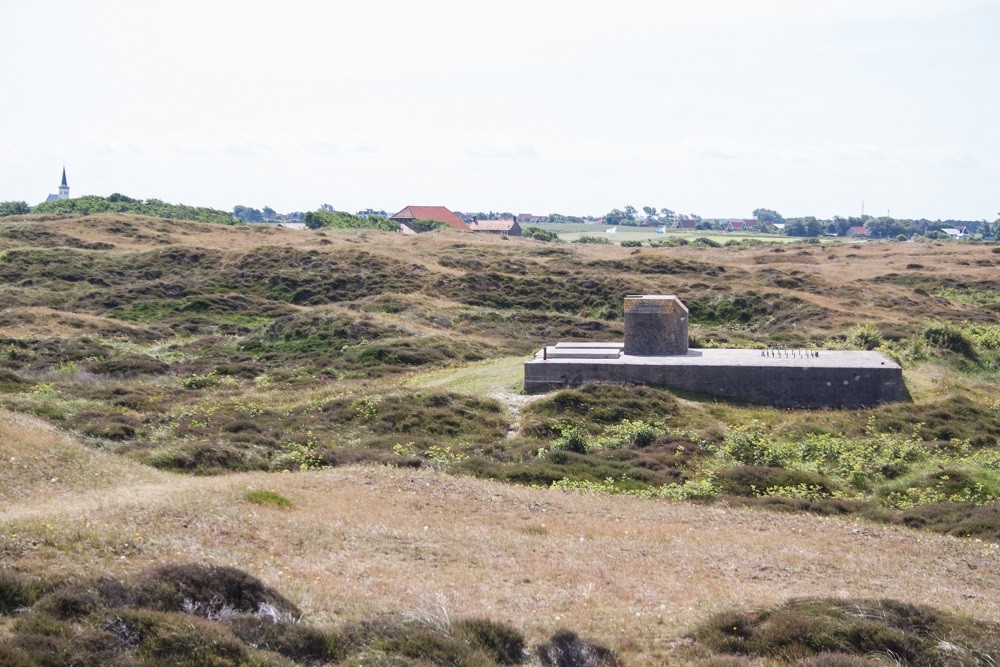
923,321 -> 976,357
592,419 -> 664,449
718,422 -> 788,468
846,323 -> 883,350
522,384 -> 681,438
522,226 -> 560,242
717,466 -> 836,498
572,235 -> 611,244
553,423 -> 590,454
407,218 -> 447,232
692,237 -> 722,247
619,240 -> 642,247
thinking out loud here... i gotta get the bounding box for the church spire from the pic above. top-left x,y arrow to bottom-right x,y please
58,167 -> 70,198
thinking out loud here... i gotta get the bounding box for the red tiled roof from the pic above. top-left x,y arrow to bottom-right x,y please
390,206 -> 470,231
848,226 -> 868,235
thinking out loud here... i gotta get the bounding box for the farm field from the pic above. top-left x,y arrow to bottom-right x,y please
530,221 -> 807,245
0,213 -> 998,665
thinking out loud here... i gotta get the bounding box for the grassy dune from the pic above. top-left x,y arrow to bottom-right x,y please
1,213 -> 999,664
1,417 -> 998,664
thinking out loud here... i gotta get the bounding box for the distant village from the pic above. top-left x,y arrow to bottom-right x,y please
6,167 -> 997,241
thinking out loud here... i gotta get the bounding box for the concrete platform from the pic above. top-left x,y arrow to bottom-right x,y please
524,347 -> 904,408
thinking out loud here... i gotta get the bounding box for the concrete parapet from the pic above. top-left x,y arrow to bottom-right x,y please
524,348 -> 904,408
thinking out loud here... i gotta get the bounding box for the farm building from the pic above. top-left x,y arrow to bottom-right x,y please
390,206 -> 470,231
468,219 -> 522,236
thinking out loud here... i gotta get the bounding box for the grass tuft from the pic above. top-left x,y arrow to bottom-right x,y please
243,490 -> 293,509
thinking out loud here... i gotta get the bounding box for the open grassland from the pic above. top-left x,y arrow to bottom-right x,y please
1,213 -> 999,664
1,413 -> 998,665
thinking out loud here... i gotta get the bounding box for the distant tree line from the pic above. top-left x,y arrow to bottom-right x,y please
0,201 -> 31,216
7,195 -> 1000,240
30,194 -> 236,224
301,208 -> 446,233
232,205 -> 304,224
602,204 -> 690,226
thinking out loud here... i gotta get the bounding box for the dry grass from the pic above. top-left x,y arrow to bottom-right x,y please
1,412 -> 997,665
0,408 -> 164,502
1,214 -> 998,663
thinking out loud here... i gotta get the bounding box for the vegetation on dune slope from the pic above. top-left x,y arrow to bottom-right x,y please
1,563 -> 996,665
692,597 -> 1000,665
30,194 -> 236,225
0,563 -> 554,666
0,214 -> 997,541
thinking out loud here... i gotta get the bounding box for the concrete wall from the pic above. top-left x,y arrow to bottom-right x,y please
524,352 -> 904,408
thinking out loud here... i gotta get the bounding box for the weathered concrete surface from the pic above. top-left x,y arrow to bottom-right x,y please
524,348 -> 904,408
623,295 -> 688,356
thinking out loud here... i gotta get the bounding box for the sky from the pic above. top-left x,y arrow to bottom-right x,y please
2,0 -> 998,220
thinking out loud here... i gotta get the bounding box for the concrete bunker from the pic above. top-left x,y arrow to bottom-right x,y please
524,294 -> 904,408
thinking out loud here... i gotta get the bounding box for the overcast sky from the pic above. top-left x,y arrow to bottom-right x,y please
2,0 -> 998,219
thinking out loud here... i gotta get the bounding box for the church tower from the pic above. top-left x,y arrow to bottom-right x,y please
58,167 -> 69,199
44,167 -> 70,204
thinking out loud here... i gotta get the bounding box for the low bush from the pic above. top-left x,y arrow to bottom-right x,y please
535,629 -> 622,667
923,321 -> 976,358
900,502 -> 1000,540
319,391 -> 508,440
228,615 -> 341,663
691,237 -> 722,248
846,323 -> 883,350
522,226 -> 560,242
717,466 -> 837,498
454,618 -> 526,664
0,572 -> 34,614
573,235 -> 611,244
134,563 -> 300,618
0,564 -> 536,665
522,384 -> 681,438
693,597 -> 1000,665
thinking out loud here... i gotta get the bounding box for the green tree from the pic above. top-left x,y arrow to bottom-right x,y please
783,218 -> 822,237
233,205 -> 264,223
659,208 -> 676,222
642,206 -> 657,219
753,208 -> 784,224
866,216 -> 910,239
0,201 -> 30,217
